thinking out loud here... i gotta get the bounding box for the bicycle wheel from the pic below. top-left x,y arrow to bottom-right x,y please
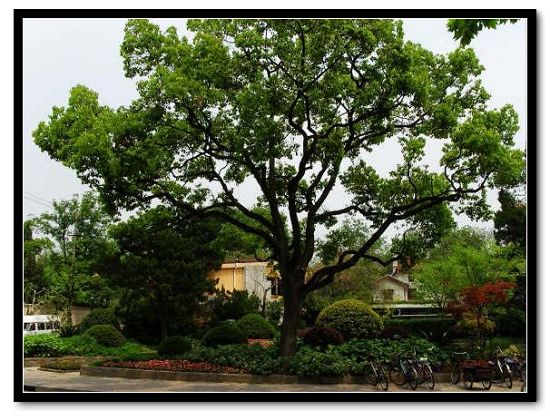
463,372 -> 474,390
423,365 -> 435,390
407,366 -> 418,390
505,375 -> 513,389
364,363 -> 378,386
378,366 -> 389,391
481,378 -> 492,390
450,364 -> 461,385
389,366 -> 407,386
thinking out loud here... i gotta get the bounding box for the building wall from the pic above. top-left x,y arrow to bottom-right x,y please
212,266 -> 245,291
244,265 -> 272,300
373,278 -> 408,301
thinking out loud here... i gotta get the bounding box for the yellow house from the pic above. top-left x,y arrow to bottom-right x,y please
209,258 -> 281,299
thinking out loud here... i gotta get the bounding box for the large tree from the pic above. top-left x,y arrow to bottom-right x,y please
34,19 -> 524,356
31,192 -> 113,325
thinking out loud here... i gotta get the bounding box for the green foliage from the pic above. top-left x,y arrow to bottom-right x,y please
412,228 -> 517,312
185,343 -> 282,375
490,307 -> 525,337
288,346 -> 358,377
33,18 -> 525,357
24,334 -> 67,357
202,322 -> 248,347
208,289 -> 261,323
29,192 -> 115,321
157,336 -> 193,356
384,318 -> 457,344
494,189 -> 526,250
85,324 -> 126,347
108,207 -> 223,340
265,299 -> 283,327
236,314 -> 276,339
447,19 -> 519,46
302,326 -> 344,347
78,307 -> 119,333
316,299 -> 383,340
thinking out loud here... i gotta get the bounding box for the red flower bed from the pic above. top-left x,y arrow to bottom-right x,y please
102,359 -> 248,374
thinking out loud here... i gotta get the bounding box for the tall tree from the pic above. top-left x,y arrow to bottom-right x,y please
24,220 -> 52,312
34,19 -> 525,356
494,189 -> 526,250
447,19 -> 519,46
32,192 -> 112,325
108,207 -> 224,340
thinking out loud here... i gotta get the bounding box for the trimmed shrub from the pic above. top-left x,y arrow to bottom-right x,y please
385,318 -> 457,342
24,334 -> 67,357
202,322 -> 247,348
302,326 -> 344,347
236,314 -> 276,339
316,299 -> 383,340
78,308 -> 119,333
379,325 -> 411,340
85,324 -> 126,347
157,336 -> 193,356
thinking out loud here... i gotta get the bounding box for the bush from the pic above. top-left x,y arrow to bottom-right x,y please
208,290 -> 261,323
157,336 -> 193,356
385,318 -> 457,343
85,324 -> 126,347
316,299 -> 383,340
236,314 -> 276,339
379,325 -> 411,340
78,308 -> 119,333
24,334 -> 67,357
202,322 -> 248,347
302,326 -> 344,347
491,308 -> 526,336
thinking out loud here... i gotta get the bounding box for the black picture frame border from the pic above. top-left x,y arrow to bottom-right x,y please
14,8 -> 537,403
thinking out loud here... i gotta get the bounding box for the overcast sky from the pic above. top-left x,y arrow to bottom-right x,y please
22,17 -> 527,238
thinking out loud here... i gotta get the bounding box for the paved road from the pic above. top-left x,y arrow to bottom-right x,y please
23,368 -> 525,393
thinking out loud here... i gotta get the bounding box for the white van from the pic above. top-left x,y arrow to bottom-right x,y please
23,315 -> 60,336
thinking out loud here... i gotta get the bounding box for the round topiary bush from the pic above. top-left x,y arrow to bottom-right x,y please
78,308 -> 119,333
302,326 -> 344,347
202,322 -> 247,347
84,324 -> 126,347
157,335 -> 193,356
316,299 -> 383,340
236,314 -> 276,339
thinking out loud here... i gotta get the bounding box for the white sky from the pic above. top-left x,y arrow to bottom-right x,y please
22,17 -> 527,241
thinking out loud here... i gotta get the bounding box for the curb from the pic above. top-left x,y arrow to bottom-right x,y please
81,365 -> 451,385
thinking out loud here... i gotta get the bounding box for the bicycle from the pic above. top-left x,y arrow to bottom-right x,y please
487,347 -> 513,389
363,359 -> 389,391
411,347 -> 435,390
388,354 -> 418,390
450,351 -> 470,385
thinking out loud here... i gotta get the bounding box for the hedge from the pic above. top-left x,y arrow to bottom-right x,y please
316,299 -> 383,340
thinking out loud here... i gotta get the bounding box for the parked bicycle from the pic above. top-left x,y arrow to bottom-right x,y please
389,353 -> 418,390
450,351 -> 470,385
363,358 -> 389,391
410,347 -> 435,389
487,347 -> 513,389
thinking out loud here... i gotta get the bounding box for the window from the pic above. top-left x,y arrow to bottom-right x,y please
270,277 -> 282,296
37,322 -> 46,331
382,289 -> 394,301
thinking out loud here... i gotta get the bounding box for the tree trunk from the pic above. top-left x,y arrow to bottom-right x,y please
279,275 -> 304,358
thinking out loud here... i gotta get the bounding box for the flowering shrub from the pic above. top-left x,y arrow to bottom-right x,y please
102,359 -> 248,374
